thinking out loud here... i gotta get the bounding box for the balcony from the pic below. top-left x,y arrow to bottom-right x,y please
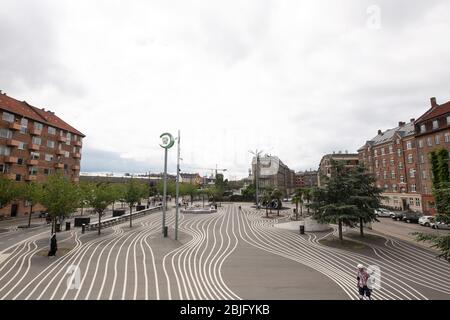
27,159 -> 39,166
4,156 -> 18,163
29,144 -> 40,151
72,165 -> 80,171
25,175 -> 37,181
9,122 -> 21,131
6,139 -> 20,147
58,136 -> 67,142
54,163 -> 64,169
30,128 -> 42,136
74,140 -> 82,147
73,153 -> 81,159
56,149 -> 65,156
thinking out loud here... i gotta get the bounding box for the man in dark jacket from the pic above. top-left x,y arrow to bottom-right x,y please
48,233 -> 57,257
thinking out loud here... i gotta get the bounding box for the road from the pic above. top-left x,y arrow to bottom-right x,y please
0,203 -> 449,300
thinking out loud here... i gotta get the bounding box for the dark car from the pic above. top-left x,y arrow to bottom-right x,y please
392,211 -> 406,221
402,211 -> 423,223
38,211 -> 48,218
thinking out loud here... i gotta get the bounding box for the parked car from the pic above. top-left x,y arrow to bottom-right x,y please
402,211 -> 423,223
38,211 -> 48,218
375,208 -> 394,218
419,215 -> 435,227
431,221 -> 450,230
392,211 -> 406,221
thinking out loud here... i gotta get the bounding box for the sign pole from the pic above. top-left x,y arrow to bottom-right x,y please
159,132 -> 174,237
175,130 -> 180,240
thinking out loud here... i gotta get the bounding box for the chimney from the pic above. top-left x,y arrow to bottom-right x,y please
430,97 -> 437,108
410,118 -> 415,123
378,129 -> 382,135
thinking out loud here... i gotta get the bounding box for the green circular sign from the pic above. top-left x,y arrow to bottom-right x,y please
160,132 -> 175,149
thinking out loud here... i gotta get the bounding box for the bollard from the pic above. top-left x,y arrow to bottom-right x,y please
163,226 -> 168,238
66,221 -> 71,231
82,224 -> 85,234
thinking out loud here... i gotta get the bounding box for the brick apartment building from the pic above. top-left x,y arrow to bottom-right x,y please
414,97 -> 450,215
358,120 -> 423,212
0,92 -> 85,217
317,152 -> 359,187
294,170 -> 318,188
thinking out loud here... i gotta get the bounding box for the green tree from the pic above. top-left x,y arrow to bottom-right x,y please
85,183 -> 118,235
309,160 -> 372,241
292,188 -> 304,220
261,190 -> 271,217
271,188 -> 283,216
77,181 -> 93,216
0,174 -> 20,211
242,184 -> 256,201
20,182 -> 43,228
41,174 -> 79,234
123,179 -> 147,228
415,148 -> 450,263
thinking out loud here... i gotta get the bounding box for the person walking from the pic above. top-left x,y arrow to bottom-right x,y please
356,264 -> 372,300
48,233 -> 58,257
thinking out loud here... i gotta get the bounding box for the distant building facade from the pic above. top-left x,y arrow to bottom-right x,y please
180,173 -> 203,185
317,152 -> 359,187
251,155 -> 295,196
295,170 -> 318,188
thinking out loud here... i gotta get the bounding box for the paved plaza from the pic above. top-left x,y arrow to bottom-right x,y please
0,203 -> 449,300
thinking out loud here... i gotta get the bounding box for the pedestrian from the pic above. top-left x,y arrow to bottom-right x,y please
48,233 -> 58,257
356,264 -> 372,300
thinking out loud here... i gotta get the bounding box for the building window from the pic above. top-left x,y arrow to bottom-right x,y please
30,152 -> 40,160
381,148 -> 385,155
0,164 -> 6,173
445,133 -> 450,143
32,136 -> 41,145
391,170 -> 396,179
18,142 -> 27,150
20,118 -> 28,134
411,184 -> 416,192
409,198 -> 414,206
374,150 -> 378,157
406,141 -> 412,150
29,167 -> 38,175
48,126 -> 56,135
422,170 -> 427,179
383,171 -> 387,179
400,175 -> 405,183
397,149 -> 401,157
0,146 -> 11,156
45,154 -> 54,162
64,151 -> 69,158
389,146 -> 393,154
34,122 -> 43,131
0,128 -> 12,139
407,154 -> 413,164
17,158 -> 23,165
418,140 -> 423,148
409,168 -> 415,178
396,139 -> 400,145
390,158 -> 394,166
420,154 -> 425,164
420,124 -> 426,133
427,137 -> 432,146
375,160 -> 379,168
435,135 -> 440,145
15,174 -> 21,181
433,120 -> 438,129
398,162 -> 403,170
44,168 -> 52,175
384,184 -> 389,191
47,140 -> 55,148
2,112 -> 14,123
392,184 -> 398,192
447,116 -> 450,125
415,198 -> 420,207
382,159 -> 386,167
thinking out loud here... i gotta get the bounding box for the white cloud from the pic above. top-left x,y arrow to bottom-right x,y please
1,0 -> 450,178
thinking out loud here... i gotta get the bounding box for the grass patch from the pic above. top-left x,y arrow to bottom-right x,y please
344,231 -> 387,246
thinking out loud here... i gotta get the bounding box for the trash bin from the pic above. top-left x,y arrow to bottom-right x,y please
300,225 -> 305,234
163,226 -> 168,238
66,222 -> 71,231
82,224 -> 85,234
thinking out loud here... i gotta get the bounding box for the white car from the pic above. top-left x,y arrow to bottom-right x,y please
419,215 -> 434,227
375,208 -> 394,218
431,221 -> 450,230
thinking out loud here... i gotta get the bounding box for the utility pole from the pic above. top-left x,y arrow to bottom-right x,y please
160,132 -> 175,237
175,130 -> 180,240
249,149 -> 262,209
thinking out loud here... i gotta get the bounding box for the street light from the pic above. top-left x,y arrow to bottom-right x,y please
160,132 -> 175,237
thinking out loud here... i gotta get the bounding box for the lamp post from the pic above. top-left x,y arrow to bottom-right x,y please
175,130 -> 180,241
160,132 -> 175,236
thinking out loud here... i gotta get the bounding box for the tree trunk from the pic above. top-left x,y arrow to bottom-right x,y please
129,205 -> 133,228
28,204 -> 33,228
277,208 -> 280,216
98,211 -> 102,235
338,220 -> 343,241
81,206 -> 84,216
295,203 -> 299,221
266,205 -> 269,218
300,204 -> 303,217
360,217 -> 364,237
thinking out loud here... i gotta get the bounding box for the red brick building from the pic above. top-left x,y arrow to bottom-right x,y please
0,92 -> 85,217
294,170 -> 318,188
317,152 -> 359,187
414,97 -> 450,215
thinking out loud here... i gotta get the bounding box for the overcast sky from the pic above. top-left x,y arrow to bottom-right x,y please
1,0 -> 449,179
